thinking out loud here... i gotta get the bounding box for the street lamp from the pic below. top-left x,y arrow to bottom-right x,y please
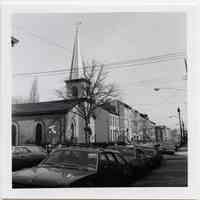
154,87 -> 185,92
177,107 -> 183,146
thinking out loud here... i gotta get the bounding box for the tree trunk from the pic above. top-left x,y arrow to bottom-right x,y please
84,118 -> 91,144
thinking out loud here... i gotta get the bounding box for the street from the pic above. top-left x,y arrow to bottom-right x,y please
131,146 -> 187,187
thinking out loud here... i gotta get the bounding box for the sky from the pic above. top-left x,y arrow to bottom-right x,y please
12,12 -> 187,129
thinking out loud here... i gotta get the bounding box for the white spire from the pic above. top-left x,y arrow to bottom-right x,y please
69,22 -> 83,80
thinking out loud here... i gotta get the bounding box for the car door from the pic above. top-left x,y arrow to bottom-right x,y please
98,152 -> 114,186
136,149 -> 149,174
26,147 -> 42,166
13,147 -> 30,170
104,152 -> 123,186
114,153 -> 132,183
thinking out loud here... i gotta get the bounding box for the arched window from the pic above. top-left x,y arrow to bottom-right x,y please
72,86 -> 78,97
35,123 -> 43,145
12,123 -> 18,146
70,120 -> 77,143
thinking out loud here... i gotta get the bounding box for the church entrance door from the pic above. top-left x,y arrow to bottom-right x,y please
36,123 -> 42,145
12,124 -> 17,146
70,123 -> 76,143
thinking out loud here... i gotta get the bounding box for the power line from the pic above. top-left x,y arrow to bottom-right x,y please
13,25 -> 72,54
13,52 -> 185,78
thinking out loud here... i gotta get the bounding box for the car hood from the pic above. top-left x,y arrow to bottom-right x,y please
12,165 -> 96,187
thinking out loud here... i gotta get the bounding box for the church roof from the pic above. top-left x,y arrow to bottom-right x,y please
12,99 -> 80,116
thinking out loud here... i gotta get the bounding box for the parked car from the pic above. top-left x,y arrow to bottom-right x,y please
12,146 -> 133,188
107,145 -> 150,178
135,144 -> 163,168
12,145 -> 47,171
159,142 -> 176,154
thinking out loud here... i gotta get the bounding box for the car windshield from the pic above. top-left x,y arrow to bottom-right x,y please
42,149 -> 98,170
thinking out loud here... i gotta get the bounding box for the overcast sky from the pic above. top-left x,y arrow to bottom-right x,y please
12,12 -> 187,128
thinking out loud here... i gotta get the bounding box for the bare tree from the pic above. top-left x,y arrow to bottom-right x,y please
56,61 -> 119,143
13,78 -> 40,104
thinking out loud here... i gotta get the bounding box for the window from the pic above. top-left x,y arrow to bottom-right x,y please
12,123 -> 18,146
113,130 -> 116,141
106,153 -> 116,163
35,123 -> 43,145
114,153 -> 126,165
110,129 -> 113,142
100,153 -> 107,162
72,86 -> 78,97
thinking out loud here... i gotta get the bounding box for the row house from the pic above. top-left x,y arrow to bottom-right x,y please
111,100 -> 133,142
94,104 -> 120,143
110,101 -> 157,143
155,125 -> 181,144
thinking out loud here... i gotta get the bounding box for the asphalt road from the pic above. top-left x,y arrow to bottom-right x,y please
131,146 -> 188,187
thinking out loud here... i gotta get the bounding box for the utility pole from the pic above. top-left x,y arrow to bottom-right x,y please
182,119 -> 185,145
184,58 -> 188,73
177,107 -> 183,146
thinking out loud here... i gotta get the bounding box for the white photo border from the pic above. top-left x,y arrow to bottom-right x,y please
1,1 -> 199,199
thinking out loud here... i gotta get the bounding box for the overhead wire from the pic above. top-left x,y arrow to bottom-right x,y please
13,53 -> 185,78
13,25 -> 186,78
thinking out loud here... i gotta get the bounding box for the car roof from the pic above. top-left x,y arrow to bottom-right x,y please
13,145 -> 41,147
53,146 -> 120,154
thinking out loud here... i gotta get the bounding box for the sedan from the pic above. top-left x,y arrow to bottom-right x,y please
135,144 -> 163,168
12,145 -> 47,171
107,145 -> 149,179
159,142 -> 176,154
12,147 -> 133,188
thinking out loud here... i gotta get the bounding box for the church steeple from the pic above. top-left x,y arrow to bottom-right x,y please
69,22 -> 83,80
65,22 -> 89,99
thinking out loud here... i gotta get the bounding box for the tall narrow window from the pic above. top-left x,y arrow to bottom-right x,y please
72,86 -> 78,97
70,122 -> 77,143
36,123 -> 43,145
12,124 -> 18,146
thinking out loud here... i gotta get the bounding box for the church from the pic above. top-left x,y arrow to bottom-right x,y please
12,25 -> 120,146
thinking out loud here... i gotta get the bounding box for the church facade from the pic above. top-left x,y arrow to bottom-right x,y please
12,100 -> 87,146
